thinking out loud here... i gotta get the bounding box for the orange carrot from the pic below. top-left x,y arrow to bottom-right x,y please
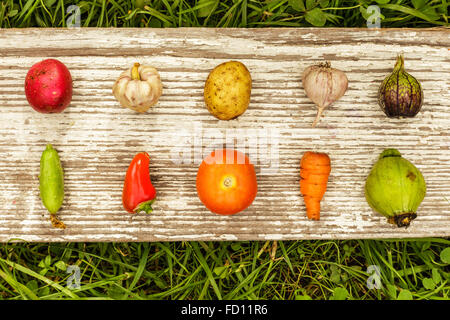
299,151 -> 331,220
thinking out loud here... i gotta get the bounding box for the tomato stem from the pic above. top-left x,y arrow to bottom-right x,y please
223,177 -> 232,187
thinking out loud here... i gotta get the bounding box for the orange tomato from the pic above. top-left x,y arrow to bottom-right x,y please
196,149 -> 257,215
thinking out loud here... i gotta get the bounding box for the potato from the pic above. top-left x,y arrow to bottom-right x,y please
204,61 -> 252,120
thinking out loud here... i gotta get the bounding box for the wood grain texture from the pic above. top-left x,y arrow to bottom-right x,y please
0,27 -> 449,242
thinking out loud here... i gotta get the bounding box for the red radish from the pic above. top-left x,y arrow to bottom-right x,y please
24,59 -> 72,113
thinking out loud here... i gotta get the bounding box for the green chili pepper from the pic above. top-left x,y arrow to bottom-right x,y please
39,144 -> 66,229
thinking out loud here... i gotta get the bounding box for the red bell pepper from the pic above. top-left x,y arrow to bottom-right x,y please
122,152 -> 156,214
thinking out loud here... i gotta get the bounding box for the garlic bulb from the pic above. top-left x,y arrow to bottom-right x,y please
302,62 -> 348,127
112,63 -> 163,113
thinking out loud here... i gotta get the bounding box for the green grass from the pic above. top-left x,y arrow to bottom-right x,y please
0,0 -> 448,28
1,240 -> 449,299
0,0 -> 449,300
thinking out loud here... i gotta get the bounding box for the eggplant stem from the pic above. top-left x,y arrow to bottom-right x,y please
312,106 -> 325,128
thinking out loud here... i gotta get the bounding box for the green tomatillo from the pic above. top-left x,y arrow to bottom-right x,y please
365,149 -> 426,228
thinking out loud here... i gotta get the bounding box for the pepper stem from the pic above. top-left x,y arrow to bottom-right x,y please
393,54 -> 405,72
131,63 -> 141,80
134,199 -> 155,214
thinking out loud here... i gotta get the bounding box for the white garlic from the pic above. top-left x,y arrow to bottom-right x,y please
302,62 -> 348,127
112,63 -> 163,113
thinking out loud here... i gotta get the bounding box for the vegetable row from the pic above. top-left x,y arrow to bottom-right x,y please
23,56 -> 426,229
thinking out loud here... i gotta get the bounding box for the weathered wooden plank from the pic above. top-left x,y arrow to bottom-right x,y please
0,28 -> 449,242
